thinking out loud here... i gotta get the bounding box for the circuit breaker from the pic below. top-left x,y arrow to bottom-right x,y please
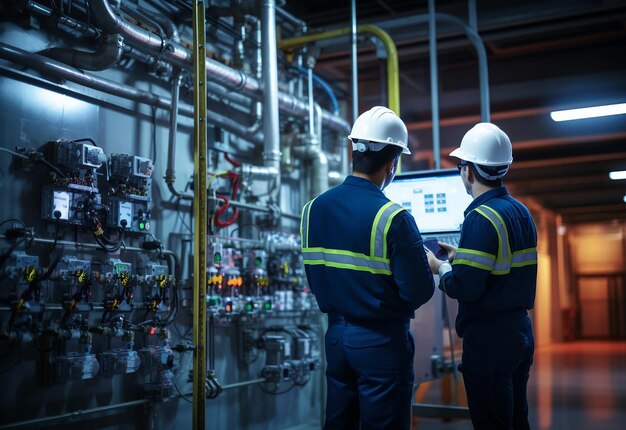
107,154 -> 153,233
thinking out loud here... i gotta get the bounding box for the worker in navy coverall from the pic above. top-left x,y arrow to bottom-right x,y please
301,106 -> 434,430
426,123 -> 538,430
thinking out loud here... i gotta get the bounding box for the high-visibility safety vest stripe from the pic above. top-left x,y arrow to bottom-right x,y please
474,205 -> 511,262
301,199 -> 404,274
302,248 -> 392,275
511,248 -> 538,268
453,248 -> 495,271
454,205 -> 538,275
371,202 -> 405,259
300,198 -> 316,249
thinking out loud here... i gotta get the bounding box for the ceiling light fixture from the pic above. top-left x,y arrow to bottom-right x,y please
623,195 -> 626,203
550,102 -> 626,122
609,171 -> 626,180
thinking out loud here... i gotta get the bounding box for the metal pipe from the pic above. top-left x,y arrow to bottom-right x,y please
307,67 -> 315,135
221,378 -> 266,390
278,25 -> 400,116
40,34 -> 124,71
165,73 -> 193,200
350,0 -> 359,122
0,377 -> 267,429
414,13 -> 490,121
468,0 -> 478,31
0,43 -> 264,146
88,0 -> 349,135
23,0 -> 100,38
0,399 -> 152,429
261,0 -> 281,172
275,7 -> 306,32
225,198 -> 300,220
0,234 -> 174,256
151,10 -> 180,42
119,2 -> 167,39
428,0 -> 441,170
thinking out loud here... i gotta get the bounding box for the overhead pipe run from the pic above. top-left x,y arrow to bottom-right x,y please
23,0 -> 100,38
0,43 -> 264,145
260,0 -> 281,172
39,34 -> 124,71
428,0 -> 441,170
88,0 -> 349,135
415,13 -> 491,122
278,25 -> 400,116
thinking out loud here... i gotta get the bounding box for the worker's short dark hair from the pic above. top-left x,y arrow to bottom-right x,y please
468,162 -> 505,187
352,144 -> 402,175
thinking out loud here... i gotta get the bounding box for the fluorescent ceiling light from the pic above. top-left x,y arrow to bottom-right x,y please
550,103 -> 626,122
610,171 -> 626,180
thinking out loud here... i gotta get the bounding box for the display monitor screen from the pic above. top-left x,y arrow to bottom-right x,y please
384,169 -> 474,233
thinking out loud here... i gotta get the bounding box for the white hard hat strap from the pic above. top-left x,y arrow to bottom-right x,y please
351,140 -> 388,153
474,163 -> 509,180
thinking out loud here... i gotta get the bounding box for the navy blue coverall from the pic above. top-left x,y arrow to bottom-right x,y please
301,175 -> 434,430
440,186 -> 538,430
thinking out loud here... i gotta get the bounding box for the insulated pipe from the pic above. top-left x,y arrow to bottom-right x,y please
0,43 -> 264,146
120,2 -> 167,38
278,25 -> 400,116
260,0 -> 280,171
150,10 -> 180,42
23,0 -> 100,38
40,34 -> 124,71
88,0 -> 350,135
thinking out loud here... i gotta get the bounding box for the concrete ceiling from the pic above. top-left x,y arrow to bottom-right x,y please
283,0 -> 626,223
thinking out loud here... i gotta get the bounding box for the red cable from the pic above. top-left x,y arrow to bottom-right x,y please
213,170 -> 241,228
214,194 -> 239,228
224,154 -> 241,167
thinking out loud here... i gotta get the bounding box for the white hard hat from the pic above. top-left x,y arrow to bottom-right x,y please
450,122 -> 513,166
348,106 -> 411,155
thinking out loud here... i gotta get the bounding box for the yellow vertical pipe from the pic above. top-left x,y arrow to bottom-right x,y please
277,25 -> 403,171
192,1 -> 208,429
277,25 -> 400,116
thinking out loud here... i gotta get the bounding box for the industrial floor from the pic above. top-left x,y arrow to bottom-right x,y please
414,341 -> 626,430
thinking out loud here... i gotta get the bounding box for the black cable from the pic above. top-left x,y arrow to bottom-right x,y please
173,381 -> 193,404
258,380 -> 296,395
41,246 -> 64,281
32,154 -> 67,179
70,137 -> 97,146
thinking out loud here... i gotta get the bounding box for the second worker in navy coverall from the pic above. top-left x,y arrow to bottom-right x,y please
301,106 -> 434,430
426,123 -> 538,430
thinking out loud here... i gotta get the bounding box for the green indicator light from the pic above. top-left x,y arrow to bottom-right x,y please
263,302 -> 271,310
214,253 -> 222,264
255,257 -> 262,266
139,222 -> 145,230
245,303 -> 253,312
